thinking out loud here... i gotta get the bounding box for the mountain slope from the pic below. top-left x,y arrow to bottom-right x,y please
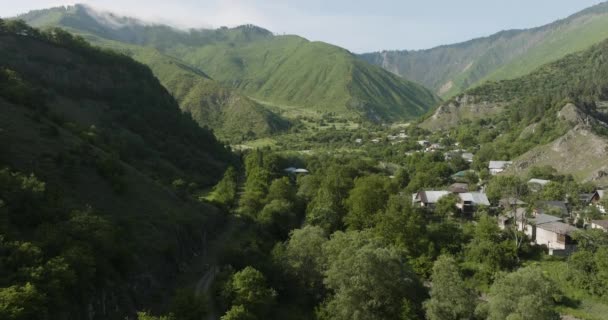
361,1 -> 608,97
0,21 -> 233,318
19,5 -> 289,141
19,4 -> 440,123
421,36 -> 608,181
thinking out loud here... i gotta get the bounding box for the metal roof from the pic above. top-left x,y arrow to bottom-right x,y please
489,161 -> 513,169
536,221 -> 579,236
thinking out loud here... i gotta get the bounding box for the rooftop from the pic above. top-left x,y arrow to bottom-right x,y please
537,221 -> 578,236
459,192 -> 490,206
528,178 -> 551,186
489,161 -> 513,169
592,220 -> 608,229
417,191 -> 451,204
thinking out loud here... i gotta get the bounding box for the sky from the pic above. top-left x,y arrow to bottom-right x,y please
1,0 -> 604,53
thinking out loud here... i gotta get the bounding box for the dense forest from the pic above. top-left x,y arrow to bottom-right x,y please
0,20 -> 234,319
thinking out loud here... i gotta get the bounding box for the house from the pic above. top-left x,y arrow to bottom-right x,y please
451,170 -> 475,181
371,138 -> 381,144
461,153 -> 474,163
457,192 -> 490,214
596,190 -> 606,213
591,220 -> 608,232
417,140 -> 430,147
413,191 -> 451,208
448,183 -> 469,194
499,197 -> 527,208
509,210 -> 578,255
355,138 -> 363,144
284,167 -> 309,174
579,190 -> 605,213
428,143 -> 444,150
535,201 -> 569,217
528,179 -> 551,192
489,161 -> 513,175
535,221 -> 578,255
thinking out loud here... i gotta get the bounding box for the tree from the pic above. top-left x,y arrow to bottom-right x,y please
224,267 -> 276,318
258,200 -> 297,238
344,175 -> 389,230
221,305 -> 256,320
169,289 -> 208,320
275,226 -> 327,294
485,267 -> 560,320
486,176 -> 529,252
434,194 -> 459,218
374,196 -> 428,259
568,230 -> 608,296
239,168 -> 271,216
265,177 -> 296,204
464,214 -> 518,284
319,231 -> 426,320
424,256 -> 476,320
212,166 -> 238,207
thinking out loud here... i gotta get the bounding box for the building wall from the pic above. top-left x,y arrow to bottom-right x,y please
591,223 -> 608,232
535,228 -> 566,250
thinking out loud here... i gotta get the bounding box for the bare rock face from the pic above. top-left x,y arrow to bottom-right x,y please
558,103 -> 588,126
422,94 -> 507,129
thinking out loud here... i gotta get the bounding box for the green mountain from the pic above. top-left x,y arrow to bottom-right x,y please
19,4 -> 440,124
361,1 -> 608,98
0,21 -> 233,318
19,5 -> 291,141
421,37 -> 608,182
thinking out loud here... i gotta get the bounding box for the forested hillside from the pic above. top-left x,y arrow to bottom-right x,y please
0,20 -> 234,319
361,1 -> 608,97
19,4 -> 440,125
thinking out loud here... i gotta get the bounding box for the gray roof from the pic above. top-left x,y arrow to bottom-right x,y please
448,183 -> 469,193
500,198 -> 527,206
489,161 -> 513,170
528,178 -> 551,186
459,192 -> 490,206
592,220 -> 608,229
530,214 -> 563,225
537,221 -> 578,236
418,191 -> 451,204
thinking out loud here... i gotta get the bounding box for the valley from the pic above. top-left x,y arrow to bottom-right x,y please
2,2 -> 608,320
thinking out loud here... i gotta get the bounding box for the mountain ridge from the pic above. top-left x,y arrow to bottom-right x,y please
360,1 -> 608,97
18,4 -> 440,127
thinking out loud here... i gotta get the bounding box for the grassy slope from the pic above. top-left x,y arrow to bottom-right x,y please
531,260 -> 608,320
20,5 -> 440,123
361,2 -> 608,98
169,36 -> 440,121
0,29 -> 232,315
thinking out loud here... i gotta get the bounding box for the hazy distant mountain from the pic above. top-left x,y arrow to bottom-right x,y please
19,4 -> 440,130
361,1 -> 608,98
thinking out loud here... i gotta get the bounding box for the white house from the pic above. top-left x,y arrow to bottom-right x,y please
535,221 -> 578,255
489,161 -> 513,175
461,153 -> 474,163
591,220 -> 608,232
500,208 -> 579,255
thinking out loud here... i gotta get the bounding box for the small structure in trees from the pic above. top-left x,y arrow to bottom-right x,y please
489,161 -> 512,175
591,220 -> 608,232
